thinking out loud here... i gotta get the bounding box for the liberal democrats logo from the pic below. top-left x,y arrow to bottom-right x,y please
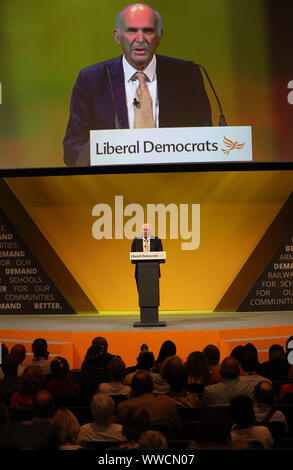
222,136 -> 245,155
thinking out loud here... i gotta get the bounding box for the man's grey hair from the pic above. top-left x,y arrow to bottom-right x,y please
91,394 -> 115,425
115,4 -> 163,35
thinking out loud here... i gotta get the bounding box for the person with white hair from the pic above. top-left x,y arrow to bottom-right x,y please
77,394 -> 125,446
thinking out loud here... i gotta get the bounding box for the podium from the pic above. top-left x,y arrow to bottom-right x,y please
130,251 -> 166,328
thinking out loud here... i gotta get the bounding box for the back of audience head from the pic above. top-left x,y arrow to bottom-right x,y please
254,381 -> 275,406
50,356 -> 70,380
155,340 -> 176,364
10,344 -> 26,365
137,351 -> 155,370
243,343 -> 259,364
203,344 -> 220,366
220,356 -> 240,379
32,389 -> 55,418
131,370 -> 153,397
186,351 -> 210,383
269,344 -> 285,360
20,365 -> 44,395
160,355 -> 183,381
230,395 -> 255,426
122,407 -> 150,441
32,338 -> 49,359
164,363 -> 188,392
230,345 -> 244,363
52,408 -> 80,446
2,356 -> 19,377
92,336 -> 108,353
197,409 -> 232,448
240,349 -> 258,373
91,394 -> 115,425
138,430 -> 168,450
107,356 -> 126,382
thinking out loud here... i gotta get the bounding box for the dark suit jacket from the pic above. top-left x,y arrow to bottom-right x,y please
63,55 -> 212,166
131,236 -> 163,279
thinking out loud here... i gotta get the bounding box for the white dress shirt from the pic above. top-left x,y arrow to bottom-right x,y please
122,55 -> 159,128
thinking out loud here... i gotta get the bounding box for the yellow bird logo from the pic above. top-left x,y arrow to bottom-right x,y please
222,136 -> 245,155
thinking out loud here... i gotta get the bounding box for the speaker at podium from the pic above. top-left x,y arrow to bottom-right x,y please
130,225 -> 166,328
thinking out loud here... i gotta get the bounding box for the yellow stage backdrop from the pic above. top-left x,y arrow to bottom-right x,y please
5,169 -> 293,311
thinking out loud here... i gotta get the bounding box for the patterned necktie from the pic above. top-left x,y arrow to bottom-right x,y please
144,238 -> 150,252
133,72 -> 155,128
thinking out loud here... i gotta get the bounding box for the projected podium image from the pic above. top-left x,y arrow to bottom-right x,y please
130,251 -> 166,327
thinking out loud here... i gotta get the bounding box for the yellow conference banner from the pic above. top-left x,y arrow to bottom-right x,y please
5,169 -> 293,311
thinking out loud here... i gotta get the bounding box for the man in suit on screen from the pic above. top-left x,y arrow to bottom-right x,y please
63,3 -> 212,166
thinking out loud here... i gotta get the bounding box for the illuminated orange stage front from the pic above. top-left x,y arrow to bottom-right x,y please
1,311 -> 293,369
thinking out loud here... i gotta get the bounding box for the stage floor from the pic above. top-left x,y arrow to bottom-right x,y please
1,310 -> 293,332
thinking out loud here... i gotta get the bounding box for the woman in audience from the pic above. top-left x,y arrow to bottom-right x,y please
230,395 -> 274,449
46,356 -> 82,397
152,340 -> 176,374
97,356 -> 130,397
254,381 -> 288,434
52,408 -> 82,450
9,365 -> 44,408
77,394 -> 125,447
279,365 -> 293,402
185,351 -> 210,386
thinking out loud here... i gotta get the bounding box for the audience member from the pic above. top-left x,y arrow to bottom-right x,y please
124,351 -> 168,394
10,344 -> 27,376
138,430 -> 168,450
81,337 -> 113,373
239,349 -> 271,397
52,408 -> 82,450
185,351 -> 210,386
9,365 -> 44,408
203,357 -> 252,406
152,340 -> 176,374
118,370 -> 181,437
46,356 -> 82,396
257,344 -> 290,382
230,345 -> 244,361
23,389 -> 55,426
116,408 -> 151,450
254,381 -> 288,433
0,356 -> 21,404
24,338 -> 51,375
97,356 -> 130,397
78,394 -> 125,446
191,408 -> 233,450
230,395 -> 274,449
0,344 -> 9,380
80,337 -> 114,388
203,344 -> 221,384
279,365 -> 293,402
163,363 -> 202,408
0,420 -> 58,450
